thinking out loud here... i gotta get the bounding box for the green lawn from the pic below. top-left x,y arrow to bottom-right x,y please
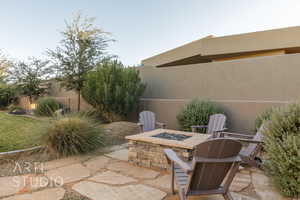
0,112 -> 47,152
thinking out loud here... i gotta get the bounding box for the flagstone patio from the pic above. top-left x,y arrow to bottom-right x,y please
0,147 -> 289,200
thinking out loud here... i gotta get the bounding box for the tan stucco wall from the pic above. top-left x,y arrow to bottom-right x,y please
212,49 -> 285,62
139,53 -> 300,133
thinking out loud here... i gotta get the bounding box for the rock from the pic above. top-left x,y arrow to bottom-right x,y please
45,163 -> 90,185
2,188 -> 65,200
106,161 -> 160,179
83,156 -> 111,172
252,172 -> 285,200
144,174 -> 173,190
44,156 -> 83,171
230,171 -> 252,192
89,171 -> 136,185
73,181 -> 166,200
0,176 -> 26,197
105,149 -> 129,161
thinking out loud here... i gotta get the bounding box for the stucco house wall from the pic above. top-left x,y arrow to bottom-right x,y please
138,53 -> 300,133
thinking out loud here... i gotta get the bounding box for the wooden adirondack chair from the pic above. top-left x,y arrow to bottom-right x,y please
220,123 -> 266,167
138,111 -> 166,132
164,138 -> 242,200
191,114 -> 227,137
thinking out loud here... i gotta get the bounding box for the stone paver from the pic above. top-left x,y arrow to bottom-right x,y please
107,161 -> 160,179
230,171 -> 252,192
105,149 -> 129,161
89,171 -> 137,185
252,172 -> 284,200
20,174 -> 49,192
73,181 -> 167,200
0,176 -> 26,197
44,156 -> 83,171
45,163 -> 90,185
2,188 -> 65,200
144,174 -> 172,190
83,156 -> 111,172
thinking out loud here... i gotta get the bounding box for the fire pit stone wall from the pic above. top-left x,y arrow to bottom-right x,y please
126,129 -> 209,169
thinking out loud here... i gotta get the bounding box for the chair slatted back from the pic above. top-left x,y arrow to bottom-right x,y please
207,114 -> 226,134
139,111 -> 156,132
245,124 -> 265,157
186,139 -> 242,193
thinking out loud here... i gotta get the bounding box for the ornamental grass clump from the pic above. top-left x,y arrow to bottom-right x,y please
34,97 -> 61,116
43,114 -> 104,157
177,99 -> 223,132
263,102 -> 300,197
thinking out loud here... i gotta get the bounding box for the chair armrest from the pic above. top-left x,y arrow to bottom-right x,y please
213,127 -> 228,133
137,123 -> 144,133
222,132 -> 254,138
156,122 -> 166,129
164,149 -> 193,174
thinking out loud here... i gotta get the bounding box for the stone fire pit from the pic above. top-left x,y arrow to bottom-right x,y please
126,129 -> 209,169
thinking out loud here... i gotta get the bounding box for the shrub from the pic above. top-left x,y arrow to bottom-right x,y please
0,85 -> 18,109
34,97 -> 61,116
254,106 -> 279,130
177,99 -> 223,132
43,114 -> 104,157
263,102 -> 300,197
82,60 -> 146,122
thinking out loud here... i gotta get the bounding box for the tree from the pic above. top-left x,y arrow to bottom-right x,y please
48,13 -> 114,111
6,58 -> 51,103
0,50 -> 11,83
82,60 -> 146,122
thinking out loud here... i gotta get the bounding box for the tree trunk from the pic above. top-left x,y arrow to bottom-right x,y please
77,90 -> 81,112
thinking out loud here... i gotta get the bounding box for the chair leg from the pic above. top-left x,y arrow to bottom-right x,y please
223,192 -> 234,200
171,162 -> 175,194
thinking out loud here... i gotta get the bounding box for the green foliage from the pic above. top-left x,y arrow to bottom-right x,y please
82,60 -> 146,122
255,106 -> 279,130
43,114 -> 104,157
0,85 -> 18,109
34,97 -> 61,116
263,102 -> 300,197
6,58 -> 51,102
48,13 -> 114,111
177,99 -> 223,132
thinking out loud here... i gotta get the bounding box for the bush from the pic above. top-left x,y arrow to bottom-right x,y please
177,99 -> 223,132
0,85 -> 18,109
43,114 -> 104,157
254,106 -> 279,130
34,97 -> 61,116
263,102 -> 300,197
82,60 -> 146,122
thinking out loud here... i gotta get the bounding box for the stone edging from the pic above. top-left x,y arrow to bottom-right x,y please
0,146 -> 44,159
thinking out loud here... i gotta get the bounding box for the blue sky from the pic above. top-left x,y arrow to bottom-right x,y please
0,0 -> 300,65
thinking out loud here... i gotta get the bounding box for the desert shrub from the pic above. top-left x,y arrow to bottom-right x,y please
82,60 -> 146,122
263,102 -> 300,197
254,106 -> 279,130
0,85 -> 18,109
43,114 -> 104,157
34,97 -> 61,116
177,99 -> 224,132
